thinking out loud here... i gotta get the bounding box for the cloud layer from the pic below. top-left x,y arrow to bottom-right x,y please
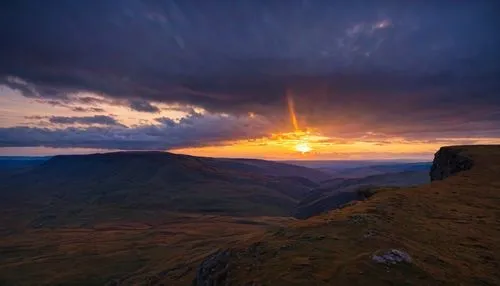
0,112 -> 273,150
0,1 -> 499,153
47,115 -> 122,126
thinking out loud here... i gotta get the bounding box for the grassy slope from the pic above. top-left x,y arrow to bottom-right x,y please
0,212 -> 293,286
221,146 -> 500,285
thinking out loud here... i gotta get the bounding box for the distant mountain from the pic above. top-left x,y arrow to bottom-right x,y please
0,152 -> 329,224
224,158 -> 330,182
283,160 -> 422,169
316,162 -> 431,179
294,169 -> 429,219
0,156 -> 49,179
0,156 -> 50,167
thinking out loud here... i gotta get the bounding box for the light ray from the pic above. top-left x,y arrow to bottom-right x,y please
286,90 -> 299,131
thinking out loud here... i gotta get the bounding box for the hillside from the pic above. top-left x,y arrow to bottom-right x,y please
0,152 -> 329,285
219,158 -> 330,182
0,152 -> 328,222
0,213 -> 291,286
194,145 -> 500,285
0,157 -> 48,179
0,156 -> 48,169
295,170 -> 429,219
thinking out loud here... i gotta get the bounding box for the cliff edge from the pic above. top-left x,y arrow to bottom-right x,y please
430,146 -> 474,181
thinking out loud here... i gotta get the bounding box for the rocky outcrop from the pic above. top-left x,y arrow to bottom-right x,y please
430,147 -> 474,181
194,249 -> 232,286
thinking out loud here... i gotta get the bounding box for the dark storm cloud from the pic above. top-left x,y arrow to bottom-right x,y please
24,115 -> 123,126
48,115 -> 122,126
0,113 -> 273,150
29,98 -> 105,113
1,0 -> 500,147
71,107 -> 106,113
128,99 -> 160,113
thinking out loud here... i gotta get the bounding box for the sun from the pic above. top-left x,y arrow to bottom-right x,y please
295,142 -> 312,154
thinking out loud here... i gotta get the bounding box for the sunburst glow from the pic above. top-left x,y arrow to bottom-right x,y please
295,142 -> 312,154
286,91 -> 315,154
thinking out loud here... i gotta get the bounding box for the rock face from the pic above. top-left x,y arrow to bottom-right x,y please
372,249 -> 412,265
430,147 -> 474,181
194,250 -> 232,286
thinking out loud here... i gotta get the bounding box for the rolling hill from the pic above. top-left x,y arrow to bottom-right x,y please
0,152 -> 331,285
0,152 -> 329,223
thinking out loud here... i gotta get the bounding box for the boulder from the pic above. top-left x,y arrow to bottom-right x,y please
372,249 -> 412,265
194,249 -> 232,286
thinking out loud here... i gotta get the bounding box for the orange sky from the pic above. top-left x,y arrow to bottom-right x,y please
171,92 -> 500,160
171,134 -> 500,160
1,86 -> 500,159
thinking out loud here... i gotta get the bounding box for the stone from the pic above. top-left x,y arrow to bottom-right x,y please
372,249 -> 412,265
194,249 -> 232,286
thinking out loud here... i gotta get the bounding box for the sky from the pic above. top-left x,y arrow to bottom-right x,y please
1,0 -> 500,160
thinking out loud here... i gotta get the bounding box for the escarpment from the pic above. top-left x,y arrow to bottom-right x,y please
430,146 -> 474,181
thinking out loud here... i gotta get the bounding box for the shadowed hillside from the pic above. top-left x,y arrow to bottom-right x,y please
193,145 -> 500,285
316,162 -> 431,178
0,152 -> 329,220
0,156 -> 49,179
295,170 -> 429,219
